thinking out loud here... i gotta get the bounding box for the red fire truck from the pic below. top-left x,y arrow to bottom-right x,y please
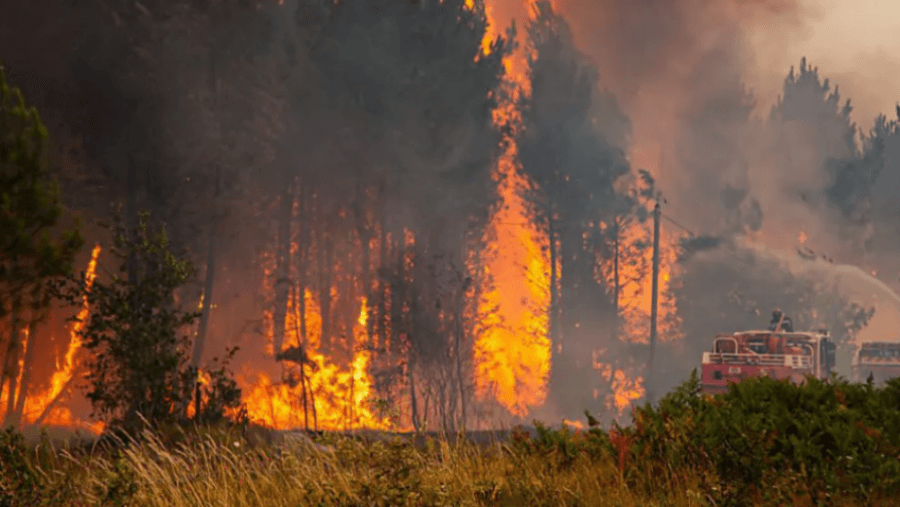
700,329 -> 836,394
851,342 -> 900,384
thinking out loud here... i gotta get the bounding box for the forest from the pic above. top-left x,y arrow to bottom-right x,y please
2,0 -> 899,439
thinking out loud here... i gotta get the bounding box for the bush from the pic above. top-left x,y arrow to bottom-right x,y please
605,371 -> 900,506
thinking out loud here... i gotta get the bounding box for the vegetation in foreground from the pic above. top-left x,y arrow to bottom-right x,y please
3,373 -> 900,507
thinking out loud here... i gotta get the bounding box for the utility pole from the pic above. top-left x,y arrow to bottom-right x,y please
647,197 -> 661,405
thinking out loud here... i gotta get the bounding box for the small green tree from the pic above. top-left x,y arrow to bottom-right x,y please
0,63 -> 84,429
59,211 -> 240,432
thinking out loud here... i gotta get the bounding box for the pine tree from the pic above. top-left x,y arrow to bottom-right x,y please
0,64 -> 84,429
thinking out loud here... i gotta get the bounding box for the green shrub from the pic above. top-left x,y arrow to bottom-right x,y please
611,371 -> 900,506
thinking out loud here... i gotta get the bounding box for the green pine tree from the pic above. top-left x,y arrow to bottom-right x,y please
0,63 -> 84,429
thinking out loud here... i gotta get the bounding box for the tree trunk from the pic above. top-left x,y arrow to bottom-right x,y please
613,215 -> 620,340
353,183 -> 375,347
377,183 -> 388,356
10,320 -> 39,429
318,231 -> 333,353
2,310 -> 21,426
272,182 -> 295,356
296,184 -> 310,431
406,357 -> 421,433
188,166 -> 221,418
454,287 -> 466,430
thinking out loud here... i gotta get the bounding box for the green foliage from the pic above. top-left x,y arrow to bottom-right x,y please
609,371 -> 900,506
496,371 -> 900,506
0,428 -> 71,507
0,63 -> 83,317
519,0 -> 635,419
3,385 -> 900,506
94,450 -> 138,507
0,63 -> 84,425
187,345 -> 244,426
56,211 -> 241,433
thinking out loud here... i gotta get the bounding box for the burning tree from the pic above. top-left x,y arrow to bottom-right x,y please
517,2 -> 650,419
0,65 -> 84,430
55,211 -> 241,432
241,0 -> 513,433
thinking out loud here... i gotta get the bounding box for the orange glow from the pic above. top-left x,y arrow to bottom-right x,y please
475,146 -> 551,416
474,1 -> 550,418
0,244 -> 104,434
616,222 -> 682,344
594,361 -> 645,415
562,418 -> 584,430
243,288 -> 391,431
465,0 -> 497,57
43,244 -> 101,403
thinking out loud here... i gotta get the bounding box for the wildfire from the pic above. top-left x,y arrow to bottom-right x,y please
616,223 -> 682,344
562,418 -> 584,430
243,288 -> 390,431
473,1 -> 551,418
35,243 -> 103,431
0,244 -> 103,434
609,370 -> 644,413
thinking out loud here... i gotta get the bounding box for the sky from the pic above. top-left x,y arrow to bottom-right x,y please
748,0 -> 900,128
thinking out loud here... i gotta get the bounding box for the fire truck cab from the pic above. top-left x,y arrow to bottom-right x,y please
852,342 -> 900,385
700,330 -> 836,394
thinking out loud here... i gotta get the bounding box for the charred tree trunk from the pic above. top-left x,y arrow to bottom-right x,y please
9,321 -> 38,428
439,377 -> 448,434
377,182 -> 388,356
613,215 -> 620,336
318,232 -> 333,353
189,166 -> 222,418
353,184 -> 375,348
2,309 -> 21,426
454,280 -> 467,430
408,356 -> 419,432
297,185 -> 311,430
272,182 -> 295,356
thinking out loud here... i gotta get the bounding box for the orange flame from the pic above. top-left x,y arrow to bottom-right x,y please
0,244 -> 104,434
243,287 -> 391,431
474,2 -> 550,418
616,223 -> 682,344
44,244 -> 101,402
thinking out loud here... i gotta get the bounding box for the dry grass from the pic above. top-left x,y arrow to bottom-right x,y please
21,425 -> 708,507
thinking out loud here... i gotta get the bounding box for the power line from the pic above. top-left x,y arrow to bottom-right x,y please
488,207 -> 765,268
661,211 -> 758,267
660,213 -> 695,236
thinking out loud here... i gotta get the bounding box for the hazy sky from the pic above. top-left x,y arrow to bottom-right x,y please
487,0 -> 898,129
748,0 -> 900,126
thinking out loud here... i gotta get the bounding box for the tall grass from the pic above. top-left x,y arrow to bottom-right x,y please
3,423 -> 705,507
5,372 -> 900,507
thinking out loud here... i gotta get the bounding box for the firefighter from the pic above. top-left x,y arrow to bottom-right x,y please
768,308 -> 794,332
768,308 -> 783,331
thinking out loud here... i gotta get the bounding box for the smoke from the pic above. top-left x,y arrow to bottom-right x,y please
494,0 -> 900,401
738,239 -> 900,350
535,0 -> 900,266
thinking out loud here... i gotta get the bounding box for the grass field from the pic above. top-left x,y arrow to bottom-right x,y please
1,423 -> 714,507
4,373 -> 900,507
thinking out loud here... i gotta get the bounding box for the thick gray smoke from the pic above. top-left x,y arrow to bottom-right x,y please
532,0 -> 900,396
